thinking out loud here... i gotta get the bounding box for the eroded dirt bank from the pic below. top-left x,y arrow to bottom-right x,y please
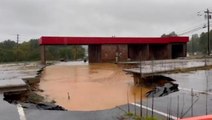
38,63 -> 150,111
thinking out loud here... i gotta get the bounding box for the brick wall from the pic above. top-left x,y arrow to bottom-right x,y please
128,44 -> 149,60
149,44 -> 170,60
88,43 -> 186,63
101,45 -> 128,62
117,45 -> 128,61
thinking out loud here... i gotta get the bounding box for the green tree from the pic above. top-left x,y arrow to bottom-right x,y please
161,31 -> 178,37
187,34 -> 200,54
0,38 -> 85,63
0,40 -> 16,62
199,32 -> 207,54
46,45 -> 85,61
28,39 -> 40,60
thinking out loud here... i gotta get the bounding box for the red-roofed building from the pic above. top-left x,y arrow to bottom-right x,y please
39,36 -> 189,64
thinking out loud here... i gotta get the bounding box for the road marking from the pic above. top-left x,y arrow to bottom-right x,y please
179,87 -> 212,95
17,104 -> 26,120
131,103 -> 177,120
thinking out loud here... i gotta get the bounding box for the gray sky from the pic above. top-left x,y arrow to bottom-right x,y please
0,0 -> 212,42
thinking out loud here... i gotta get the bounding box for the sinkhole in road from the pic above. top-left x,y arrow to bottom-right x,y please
38,63 -> 179,111
2,63 -> 179,111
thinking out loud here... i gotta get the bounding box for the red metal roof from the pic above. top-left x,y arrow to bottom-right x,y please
39,36 -> 189,45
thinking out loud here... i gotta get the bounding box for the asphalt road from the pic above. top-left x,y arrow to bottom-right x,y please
0,94 -> 20,120
1,61 -> 212,120
131,70 -> 212,119
0,93 -> 167,120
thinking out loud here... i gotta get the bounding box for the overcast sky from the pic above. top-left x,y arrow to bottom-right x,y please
0,0 -> 212,42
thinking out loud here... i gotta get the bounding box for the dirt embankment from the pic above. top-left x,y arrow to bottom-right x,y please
3,65 -> 66,111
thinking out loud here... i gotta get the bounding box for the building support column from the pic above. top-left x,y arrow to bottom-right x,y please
41,45 -> 46,65
183,43 -> 187,57
167,44 -> 172,59
146,44 -> 150,60
88,45 -> 101,63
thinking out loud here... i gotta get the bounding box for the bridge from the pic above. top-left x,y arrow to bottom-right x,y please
39,36 -> 189,64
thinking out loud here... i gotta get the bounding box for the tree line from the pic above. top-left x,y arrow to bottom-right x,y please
187,31 -> 212,55
1,31 -> 209,63
161,31 -> 212,55
0,39 -> 85,63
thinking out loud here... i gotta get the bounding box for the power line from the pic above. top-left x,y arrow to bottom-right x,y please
178,22 -> 206,34
178,21 -> 212,36
178,25 -> 206,35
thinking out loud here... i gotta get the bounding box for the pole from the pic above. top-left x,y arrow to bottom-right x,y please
207,9 -> 210,56
127,86 -> 130,113
134,92 -> 136,115
151,94 -> 154,118
17,34 -> 19,47
140,87 -> 143,117
205,9 -> 211,55
192,38 -> 194,55
205,71 -> 208,115
177,95 -> 179,119
191,88 -> 193,117
16,34 -> 19,61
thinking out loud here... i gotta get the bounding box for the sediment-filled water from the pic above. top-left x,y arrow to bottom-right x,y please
39,62 -> 150,111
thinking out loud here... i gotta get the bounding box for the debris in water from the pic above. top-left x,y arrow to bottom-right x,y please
21,102 -> 66,111
67,92 -> 70,100
146,82 -> 179,97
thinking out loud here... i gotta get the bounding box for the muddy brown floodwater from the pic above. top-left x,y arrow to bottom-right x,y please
39,63 -> 150,111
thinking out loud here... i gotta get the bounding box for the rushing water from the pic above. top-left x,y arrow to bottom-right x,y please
39,62 -> 150,111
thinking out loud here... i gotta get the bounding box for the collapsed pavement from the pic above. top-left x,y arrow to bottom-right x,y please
0,63 -> 66,111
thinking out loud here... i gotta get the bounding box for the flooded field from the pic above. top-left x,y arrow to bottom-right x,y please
39,62 -> 150,111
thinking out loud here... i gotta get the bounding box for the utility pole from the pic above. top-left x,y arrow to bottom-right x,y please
17,34 -> 19,47
16,34 -> 19,61
204,9 -> 212,55
192,39 -> 194,55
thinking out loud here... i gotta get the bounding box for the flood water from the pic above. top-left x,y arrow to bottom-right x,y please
0,62 -> 40,80
39,62 -> 150,111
